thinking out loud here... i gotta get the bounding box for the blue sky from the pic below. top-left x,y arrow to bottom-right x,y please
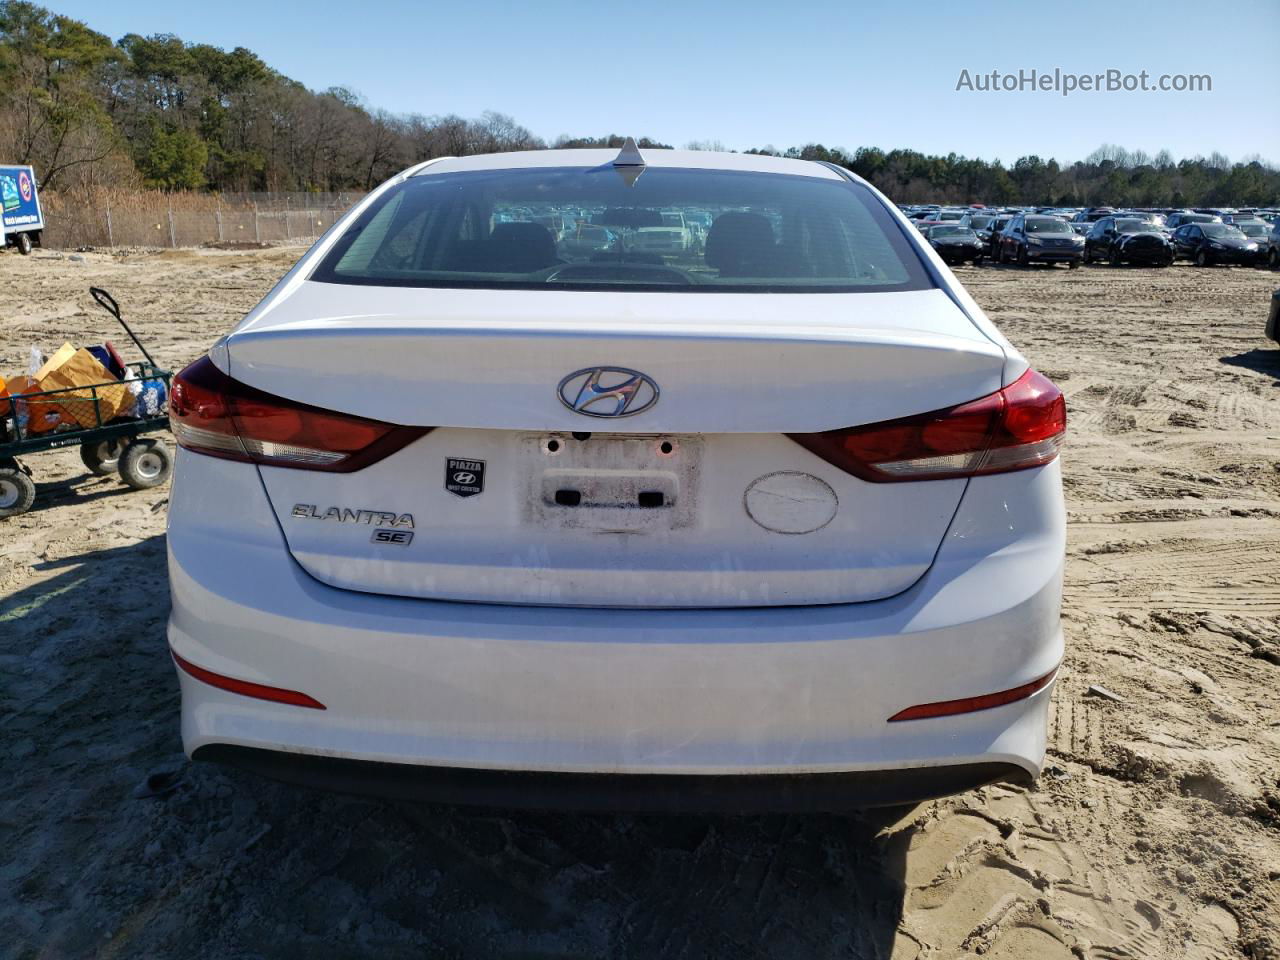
51,0 -> 1280,165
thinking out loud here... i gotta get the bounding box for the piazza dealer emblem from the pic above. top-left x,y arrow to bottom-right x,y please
445,457 -> 485,498
557,367 -> 659,418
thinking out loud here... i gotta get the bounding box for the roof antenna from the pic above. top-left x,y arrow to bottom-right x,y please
611,137 -> 645,187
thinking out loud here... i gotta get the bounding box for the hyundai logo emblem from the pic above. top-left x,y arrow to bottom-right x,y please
558,367 -> 659,418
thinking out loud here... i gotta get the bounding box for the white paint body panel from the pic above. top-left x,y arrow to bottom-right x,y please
169,453 -> 1063,776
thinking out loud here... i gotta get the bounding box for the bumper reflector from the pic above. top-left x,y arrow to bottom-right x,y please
171,650 -> 326,710
887,667 -> 1058,722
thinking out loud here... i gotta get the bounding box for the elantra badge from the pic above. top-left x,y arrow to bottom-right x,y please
558,367 -> 659,418
292,504 -> 414,528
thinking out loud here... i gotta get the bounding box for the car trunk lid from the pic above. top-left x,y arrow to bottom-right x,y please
230,282 -> 1006,607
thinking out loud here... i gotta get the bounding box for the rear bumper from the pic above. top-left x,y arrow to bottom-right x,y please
168,452 -> 1065,804
196,744 -> 1028,813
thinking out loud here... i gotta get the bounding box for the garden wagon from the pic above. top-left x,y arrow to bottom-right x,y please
0,288 -> 173,518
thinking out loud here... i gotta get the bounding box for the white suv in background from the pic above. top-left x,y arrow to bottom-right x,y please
166,146 -> 1066,812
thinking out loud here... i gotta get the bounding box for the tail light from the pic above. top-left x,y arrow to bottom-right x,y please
790,369 -> 1065,482
170,355 -> 429,472
172,649 -> 325,709
887,666 -> 1059,722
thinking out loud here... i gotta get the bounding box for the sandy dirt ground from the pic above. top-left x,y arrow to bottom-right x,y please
2,246 -> 1278,959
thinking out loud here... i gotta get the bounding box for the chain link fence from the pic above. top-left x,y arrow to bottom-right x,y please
39,192 -> 366,250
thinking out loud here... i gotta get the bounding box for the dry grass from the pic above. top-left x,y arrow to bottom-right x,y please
34,188 -> 360,249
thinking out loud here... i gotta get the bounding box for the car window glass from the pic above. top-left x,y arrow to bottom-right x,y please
314,167 -> 933,293
1024,218 -> 1072,234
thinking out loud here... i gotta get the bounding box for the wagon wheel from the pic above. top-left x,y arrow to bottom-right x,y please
119,438 -> 173,490
81,437 -> 130,476
0,461 -> 36,518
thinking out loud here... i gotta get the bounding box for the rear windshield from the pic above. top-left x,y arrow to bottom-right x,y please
310,167 -> 933,293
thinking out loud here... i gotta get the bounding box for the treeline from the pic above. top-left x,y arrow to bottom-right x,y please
1,0 -> 1276,207
759,144 -> 1280,208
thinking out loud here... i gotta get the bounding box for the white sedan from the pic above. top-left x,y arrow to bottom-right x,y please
166,144 -> 1065,812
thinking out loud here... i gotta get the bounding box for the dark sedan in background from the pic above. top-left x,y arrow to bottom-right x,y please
1233,220 -> 1271,263
1171,222 -> 1262,267
1166,211 -> 1222,230
1084,217 -> 1175,266
925,224 -> 986,265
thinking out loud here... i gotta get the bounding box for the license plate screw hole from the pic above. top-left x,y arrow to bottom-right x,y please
658,440 -> 674,456
545,438 -> 561,454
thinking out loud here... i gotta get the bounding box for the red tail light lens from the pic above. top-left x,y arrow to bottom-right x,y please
171,649 -> 326,710
887,666 -> 1059,722
790,369 -> 1065,482
170,355 -> 429,472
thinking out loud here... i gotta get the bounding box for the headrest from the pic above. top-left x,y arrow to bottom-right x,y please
487,222 -> 558,271
705,212 -> 777,277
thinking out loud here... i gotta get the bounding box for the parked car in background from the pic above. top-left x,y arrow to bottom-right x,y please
1114,211 -> 1169,233
1071,207 -> 1116,224
1166,211 -> 1222,230
165,147 -> 1067,812
634,212 -> 693,253
914,209 -> 966,233
1171,222 -> 1261,266
558,222 -> 619,259
1268,222 -> 1280,269
1084,217 -> 1175,267
999,215 -> 1084,267
958,212 -> 997,245
925,224 -> 985,265
1231,220 -> 1270,261
985,215 -> 1015,258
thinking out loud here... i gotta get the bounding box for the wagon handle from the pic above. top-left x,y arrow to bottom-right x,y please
89,286 -> 157,368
